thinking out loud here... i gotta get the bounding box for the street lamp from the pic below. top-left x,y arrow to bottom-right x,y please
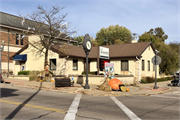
0,40 -> 5,82
153,49 -> 159,89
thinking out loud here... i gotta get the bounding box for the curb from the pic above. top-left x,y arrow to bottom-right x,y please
2,80 -> 173,97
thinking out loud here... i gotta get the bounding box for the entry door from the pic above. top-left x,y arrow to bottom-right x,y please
20,61 -> 26,71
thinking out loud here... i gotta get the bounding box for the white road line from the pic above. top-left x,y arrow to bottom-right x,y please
110,96 -> 141,120
172,91 -> 180,94
64,94 -> 82,120
151,95 -> 180,99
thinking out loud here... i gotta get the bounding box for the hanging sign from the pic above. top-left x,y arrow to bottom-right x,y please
99,46 -> 109,59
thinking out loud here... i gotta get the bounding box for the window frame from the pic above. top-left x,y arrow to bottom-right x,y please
49,59 -> 56,70
73,59 -> 78,70
20,35 -> 24,45
16,34 -> 19,45
148,61 -> 150,71
142,60 -> 145,71
121,60 -> 129,71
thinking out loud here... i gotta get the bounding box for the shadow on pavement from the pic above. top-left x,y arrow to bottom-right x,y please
0,88 -> 19,98
5,82 -> 42,120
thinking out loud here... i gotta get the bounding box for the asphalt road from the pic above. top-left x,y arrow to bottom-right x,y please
1,83 -> 179,120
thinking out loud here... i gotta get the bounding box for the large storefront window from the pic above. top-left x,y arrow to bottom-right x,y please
121,60 -> 129,71
73,59 -> 78,70
50,59 -> 56,70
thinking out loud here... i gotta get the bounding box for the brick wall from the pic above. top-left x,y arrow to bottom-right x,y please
0,31 -> 28,46
0,31 -> 28,71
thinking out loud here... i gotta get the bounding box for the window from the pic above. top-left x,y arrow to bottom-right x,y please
21,35 -> 23,45
50,59 -> 56,70
16,34 -> 19,45
121,60 -> 129,71
148,61 -> 150,71
142,60 -> 145,71
73,59 -> 78,70
16,34 -> 24,45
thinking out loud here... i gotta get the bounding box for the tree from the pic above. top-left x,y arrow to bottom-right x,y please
157,43 -> 179,74
22,5 -> 76,69
95,25 -> 132,45
74,35 -> 98,46
138,27 -> 168,44
138,27 -> 178,75
74,36 -> 84,44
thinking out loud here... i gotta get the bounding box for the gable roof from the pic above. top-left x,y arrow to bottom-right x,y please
51,41 -> 155,59
0,12 -> 78,43
0,12 -> 29,30
10,41 -> 155,60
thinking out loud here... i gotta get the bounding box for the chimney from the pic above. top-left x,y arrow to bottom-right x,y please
131,39 -> 137,43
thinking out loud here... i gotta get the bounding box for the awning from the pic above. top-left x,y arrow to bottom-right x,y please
13,54 -> 27,61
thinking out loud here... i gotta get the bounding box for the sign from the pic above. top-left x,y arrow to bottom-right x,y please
99,46 -> 109,59
99,58 -> 110,71
152,55 -> 161,65
104,63 -> 114,79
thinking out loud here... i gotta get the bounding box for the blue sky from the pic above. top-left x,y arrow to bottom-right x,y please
0,0 -> 179,44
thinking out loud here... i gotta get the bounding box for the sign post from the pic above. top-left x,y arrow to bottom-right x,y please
151,50 -> 161,89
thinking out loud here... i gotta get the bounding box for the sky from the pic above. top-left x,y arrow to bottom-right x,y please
0,0 -> 179,44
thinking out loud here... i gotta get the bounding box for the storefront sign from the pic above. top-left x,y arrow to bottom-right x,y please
99,46 -> 109,59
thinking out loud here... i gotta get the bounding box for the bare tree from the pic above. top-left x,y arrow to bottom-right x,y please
21,5 -> 76,69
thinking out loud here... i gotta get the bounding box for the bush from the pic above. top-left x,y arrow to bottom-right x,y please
29,71 -> 43,81
29,76 -> 36,81
18,71 -> 30,75
140,77 -> 147,83
141,76 -> 173,83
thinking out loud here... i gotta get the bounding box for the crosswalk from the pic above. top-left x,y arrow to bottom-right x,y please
151,91 -> 180,99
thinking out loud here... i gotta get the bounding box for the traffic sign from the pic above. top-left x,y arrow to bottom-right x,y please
151,55 -> 161,65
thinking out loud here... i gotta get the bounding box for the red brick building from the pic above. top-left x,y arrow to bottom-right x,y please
0,12 -> 77,75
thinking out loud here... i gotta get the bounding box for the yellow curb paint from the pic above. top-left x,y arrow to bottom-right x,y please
0,99 -> 66,113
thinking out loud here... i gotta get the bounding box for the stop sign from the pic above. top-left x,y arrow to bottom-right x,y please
151,55 -> 161,65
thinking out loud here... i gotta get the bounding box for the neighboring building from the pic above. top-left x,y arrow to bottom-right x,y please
10,41 -> 159,83
0,12 -> 77,74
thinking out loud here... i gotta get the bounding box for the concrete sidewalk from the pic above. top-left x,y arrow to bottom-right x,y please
1,78 -> 178,96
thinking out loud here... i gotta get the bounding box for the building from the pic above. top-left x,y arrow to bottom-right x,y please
0,12 -> 77,75
10,40 -> 159,84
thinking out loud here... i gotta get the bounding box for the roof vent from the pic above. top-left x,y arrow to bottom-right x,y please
131,39 -> 137,43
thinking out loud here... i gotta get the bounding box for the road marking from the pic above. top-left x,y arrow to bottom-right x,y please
64,94 -> 82,120
0,99 -> 66,113
151,95 -> 180,99
111,96 -> 141,120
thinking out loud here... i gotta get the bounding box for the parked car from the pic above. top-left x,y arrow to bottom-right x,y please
171,73 -> 180,86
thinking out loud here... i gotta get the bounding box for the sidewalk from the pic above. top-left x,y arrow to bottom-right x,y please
1,78 -> 177,96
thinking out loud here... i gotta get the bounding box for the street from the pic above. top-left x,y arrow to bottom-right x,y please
1,83 -> 179,120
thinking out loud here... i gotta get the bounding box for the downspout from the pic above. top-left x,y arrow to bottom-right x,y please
136,56 -> 141,82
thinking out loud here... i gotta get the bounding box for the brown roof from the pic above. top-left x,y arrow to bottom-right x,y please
10,41 -> 155,60
51,41 -> 155,59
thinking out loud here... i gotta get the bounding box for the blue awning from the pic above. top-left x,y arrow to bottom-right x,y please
14,54 -> 27,61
